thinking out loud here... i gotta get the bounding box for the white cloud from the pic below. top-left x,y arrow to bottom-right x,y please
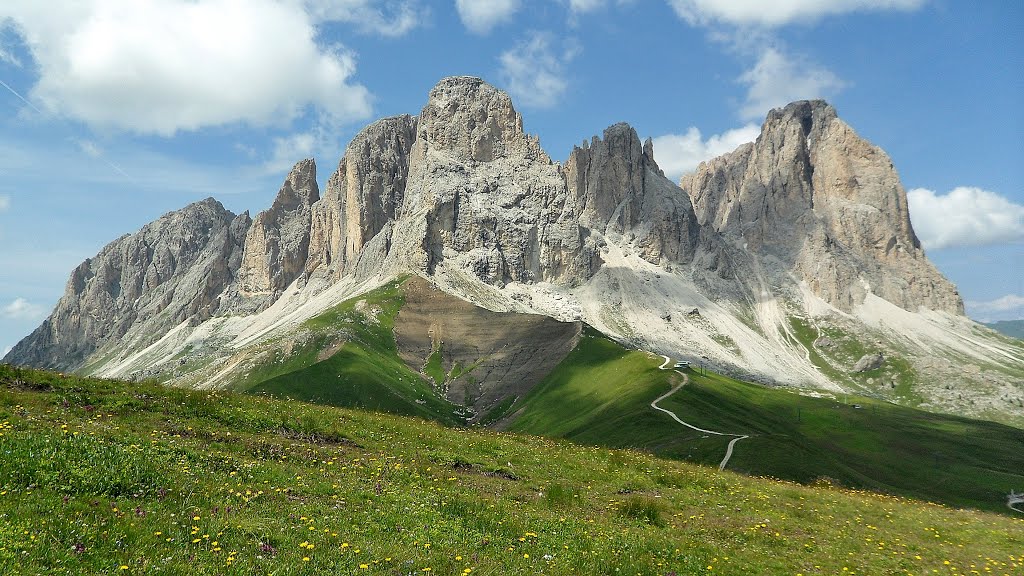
966,295 -> 1024,323
0,195 -> 9,211
1,297 -> 45,321
456,0 -> 520,34
652,123 -> 760,182
302,0 -> 425,37
907,187 -> 1024,250
667,0 -> 924,28
0,0 -> 373,136
738,47 -> 844,120
499,33 -> 578,109
2,345 -> 11,357
265,132 -> 317,174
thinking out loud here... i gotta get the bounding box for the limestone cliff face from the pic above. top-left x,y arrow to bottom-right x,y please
238,159 -> 319,299
564,124 -> 710,269
387,76 -> 597,286
5,198 -> 247,370
682,100 -> 963,314
307,115 -> 418,281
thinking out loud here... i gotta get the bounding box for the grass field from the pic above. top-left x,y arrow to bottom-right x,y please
507,330 -> 1024,514
243,278 -> 466,426
1,364 -> 1021,575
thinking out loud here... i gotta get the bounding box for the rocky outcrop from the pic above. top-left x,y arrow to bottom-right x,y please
238,159 -> 319,300
565,124 -> 714,270
5,198 -> 247,370
682,100 -> 963,314
852,353 -> 885,373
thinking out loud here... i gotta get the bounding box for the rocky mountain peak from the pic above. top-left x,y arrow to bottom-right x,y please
682,100 -> 962,314
764,99 -> 837,136
5,198 -> 245,370
272,158 -> 320,211
566,122 -> 656,230
418,76 -> 536,163
238,159 -> 320,298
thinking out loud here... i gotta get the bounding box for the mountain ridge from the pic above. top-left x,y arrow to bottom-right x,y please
5,76 -> 1022,425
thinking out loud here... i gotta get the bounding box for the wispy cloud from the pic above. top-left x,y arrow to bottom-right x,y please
908,186 -> 1024,250
499,32 -> 578,109
1,297 -> 46,321
966,294 -> 1024,323
301,0 -> 427,37
0,195 -> 9,211
666,0 -> 924,28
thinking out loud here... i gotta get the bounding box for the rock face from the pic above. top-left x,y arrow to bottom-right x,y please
5,198 -> 248,370
307,115 -> 418,282
682,100 -> 963,314
386,76 -> 596,286
564,124 -> 725,275
238,159 -> 319,301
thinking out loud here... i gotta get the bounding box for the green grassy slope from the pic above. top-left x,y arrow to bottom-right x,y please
1,365 -> 1021,575
243,279 -> 465,426
508,331 -> 1024,514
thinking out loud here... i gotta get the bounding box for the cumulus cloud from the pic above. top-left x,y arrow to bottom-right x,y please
0,0 -> 374,136
499,33 -> 578,109
667,0 -> 924,28
455,0 -> 520,34
907,187 -> 1024,250
1,297 -> 45,321
738,47 -> 845,120
651,123 -> 760,182
966,295 -> 1024,323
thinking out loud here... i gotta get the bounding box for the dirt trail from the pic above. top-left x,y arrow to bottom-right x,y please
1009,492 -> 1024,514
651,355 -> 749,471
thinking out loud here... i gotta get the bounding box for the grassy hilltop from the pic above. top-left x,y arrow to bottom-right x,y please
1,365 -> 1021,575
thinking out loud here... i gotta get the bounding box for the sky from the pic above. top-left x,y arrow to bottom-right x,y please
0,0 -> 1021,355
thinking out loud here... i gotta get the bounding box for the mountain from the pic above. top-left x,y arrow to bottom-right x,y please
5,76 -> 1023,426
986,320 -> 1024,340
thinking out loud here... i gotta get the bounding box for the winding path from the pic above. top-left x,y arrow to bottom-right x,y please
1009,491 -> 1024,514
651,355 -> 749,471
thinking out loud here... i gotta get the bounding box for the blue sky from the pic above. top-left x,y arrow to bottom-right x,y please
0,0 -> 1021,354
